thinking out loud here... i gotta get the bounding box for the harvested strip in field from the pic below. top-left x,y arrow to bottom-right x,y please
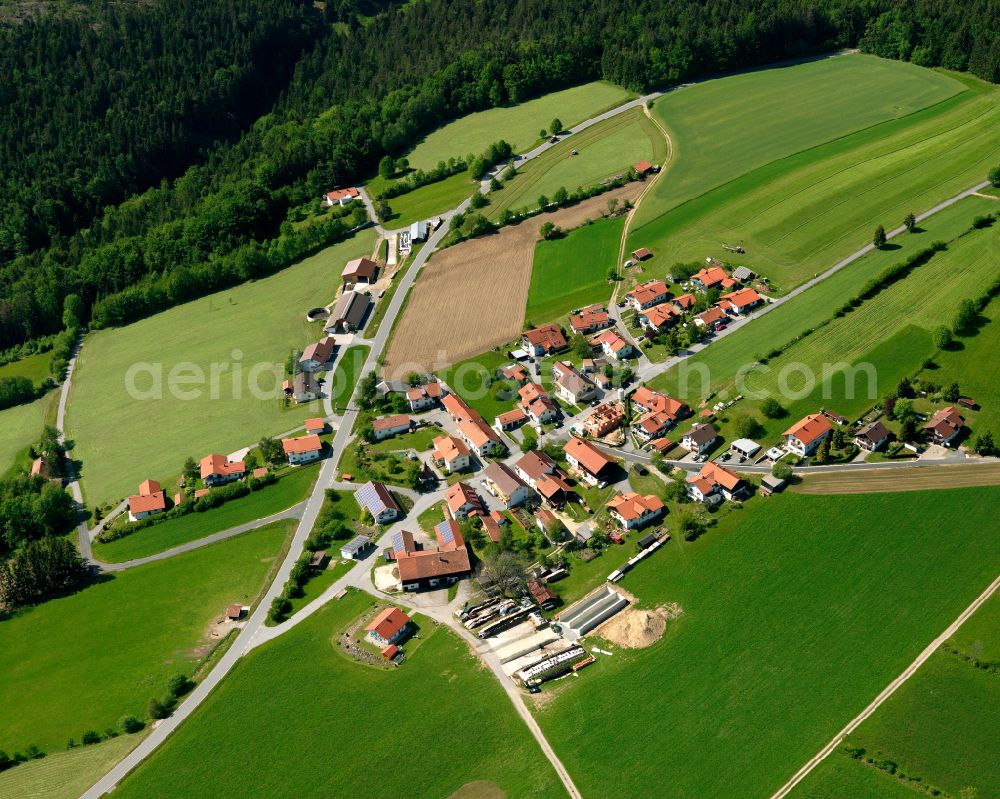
792,463 -> 1000,495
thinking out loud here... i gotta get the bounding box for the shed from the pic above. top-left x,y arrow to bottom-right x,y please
731,266 -> 755,282
309,550 -> 328,569
631,247 -> 653,261
340,535 -> 373,560
730,438 -> 761,458
760,474 -> 786,496
637,533 -> 657,550
226,604 -> 244,621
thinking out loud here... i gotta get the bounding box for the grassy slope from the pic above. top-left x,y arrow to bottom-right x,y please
67,230 -> 375,506
112,592 -> 565,799
0,521 -> 291,752
0,393 -> 52,472
405,81 -> 634,170
535,487 -> 1000,799
0,351 -> 51,386
488,108 -> 661,219
0,734 -> 139,799
383,171 -> 475,228
434,349 -> 512,421
92,465 -> 317,562
525,216 -> 625,325
330,344 -> 370,413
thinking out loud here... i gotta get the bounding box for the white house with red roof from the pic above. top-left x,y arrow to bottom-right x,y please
625,279 -> 669,310
686,462 -> 749,503
671,293 -> 697,313
323,187 -> 360,206
432,435 -> 471,473
923,406 -> 965,446
128,479 -> 167,522
521,324 -> 567,356
695,306 -> 728,328
445,481 -> 483,518
590,329 -> 634,360
406,380 -> 443,411
631,387 -> 689,421
639,303 -> 679,332
365,606 -> 411,646
563,436 -> 615,487
606,492 -> 664,529
282,434 -> 323,465
691,266 -> 729,292
200,454 -> 246,486
783,413 -> 833,456
299,337 -> 336,372
372,414 -> 413,441
719,287 -> 764,315
570,304 -> 613,335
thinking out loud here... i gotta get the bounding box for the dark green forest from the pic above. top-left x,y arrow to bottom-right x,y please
0,0 -> 996,354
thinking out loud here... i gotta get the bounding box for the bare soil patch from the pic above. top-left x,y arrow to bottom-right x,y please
792,462 -> 1000,495
382,183 -> 644,378
446,780 -> 506,799
593,603 -> 682,649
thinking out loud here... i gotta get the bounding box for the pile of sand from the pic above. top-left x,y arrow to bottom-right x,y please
594,603 -> 683,649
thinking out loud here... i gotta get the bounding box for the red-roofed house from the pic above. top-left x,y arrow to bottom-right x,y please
640,303 -> 679,332
783,414 -> 833,457
719,288 -> 764,315
372,414 -> 413,440
522,324 -> 567,356
446,481 -> 483,518
563,437 -> 615,486
432,435 -> 471,473
495,408 -> 529,431
282,434 -> 323,465
200,454 -> 246,486
625,279 -> 669,310
691,266 -> 729,291
365,607 -> 411,646
406,380 -> 444,411
686,462 -> 749,503
631,387 -> 689,421
590,330 -> 634,361
442,392 -> 474,423
570,304 -> 613,335
299,337 -> 335,371
671,293 -> 697,313
923,406 -> 965,446
633,160 -> 654,175
515,451 -> 572,507
458,415 -> 503,457
607,492 -> 664,529
324,187 -> 360,206
695,307 -> 728,328
128,479 -> 167,522
305,417 -> 327,435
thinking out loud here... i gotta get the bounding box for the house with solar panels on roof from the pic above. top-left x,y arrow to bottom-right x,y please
390,520 -> 471,592
355,481 -> 403,525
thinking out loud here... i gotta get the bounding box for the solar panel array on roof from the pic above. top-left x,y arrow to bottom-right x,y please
436,519 -> 455,546
391,530 -> 406,553
356,481 -> 388,515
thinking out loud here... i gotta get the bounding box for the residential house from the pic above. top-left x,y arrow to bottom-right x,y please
200,454 -> 246,486
305,417 -> 327,435
395,519 -> 471,591
519,382 -> 559,425
606,492 -> 664,529
356,481 -> 403,524
324,187 -> 360,206
365,607 -> 411,646
671,293 -> 697,314
686,462 -> 749,503
639,303 -> 679,333
500,364 -> 529,384
631,247 -> 653,261
299,337 -> 335,372
521,324 -> 567,356
694,307 -> 728,328
442,392 -> 474,424
495,408 -> 528,431
552,361 -> 597,405
282,434 -> 323,465
372,414 -> 413,441
482,462 -> 532,508
515,451 -> 572,507
625,279 -> 669,310
583,401 -> 625,437
590,329 -> 633,360
342,257 -> 378,289
128,479 -> 167,522
570,304 -> 613,335
292,371 -> 320,403
633,410 -> 674,442
458,415 -> 503,457
563,436 -> 615,486
855,421 -> 891,452
719,287 -> 764,315
783,414 -> 833,457
923,406 -> 965,446
681,424 -> 718,455
406,380 -> 443,411
445,481 -> 483,518
325,290 -> 370,333
690,266 -> 729,292
432,435 -> 471,473
632,387 -> 689,422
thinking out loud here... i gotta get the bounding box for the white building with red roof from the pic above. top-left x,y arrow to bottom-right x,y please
323,187 -> 360,206
200,454 -> 246,486
590,329 -> 634,360
281,434 -> 323,465
521,324 -> 567,356
128,479 -> 167,522
606,492 -> 664,529
625,279 -> 669,310
783,413 -> 833,456
372,414 -> 413,441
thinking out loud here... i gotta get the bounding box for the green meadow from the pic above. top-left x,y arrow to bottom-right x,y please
488,108 -> 664,219
405,80 -> 634,170
66,230 -> 375,506
382,170 -> 475,227
330,344 -> 370,413
535,487 -> 1000,799
525,216 -> 625,325
631,55 -> 999,289
0,350 -> 51,386
0,393 -> 53,473
0,522 -> 291,752
0,734 -> 138,799
434,349 -> 512,422
111,591 -> 565,799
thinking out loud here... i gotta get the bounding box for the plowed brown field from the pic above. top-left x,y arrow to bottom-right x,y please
383,183 -> 644,378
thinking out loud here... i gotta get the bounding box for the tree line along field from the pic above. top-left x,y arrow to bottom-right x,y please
0,522 -> 291,753
791,595 -> 1000,799
403,80 -> 634,171
66,230 -> 375,507
629,55 -> 1000,290
647,195 -> 996,407
108,591 -> 567,799
486,107 -> 664,220
533,487 -> 1000,799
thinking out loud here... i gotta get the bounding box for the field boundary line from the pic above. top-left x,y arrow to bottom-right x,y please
768,572 -> 1000,799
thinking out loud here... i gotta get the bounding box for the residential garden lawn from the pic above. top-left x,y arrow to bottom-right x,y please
791,595 -> 1000,799
525,216 -> 624,325
647,195 -> 997,408
534,486 -> 1000,799
0,734 -> 139,799
631,56 -> 998,290
285,558 -> 354,617
329,344 -> 370,413
0,521 -> 291,752
382,171 -> 475,228
416,500 -> 447,533
404,81 -> 634,170
110,590 -> 566,799
0,350 -> 51,386
0,392 -> 53,473
435,349 -> 516,421
66,230 -> 375,506
487,108 -> 663,220
337,427 -> 438,486
91,465 -> 318,563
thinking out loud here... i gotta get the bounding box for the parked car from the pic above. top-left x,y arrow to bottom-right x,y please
433,421 -> 443,427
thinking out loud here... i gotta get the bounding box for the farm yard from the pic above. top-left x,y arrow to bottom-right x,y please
66,230 -> 375,506
525,216 -> 625,325
0,522 -> 291,753
630,55 -> 999,289
108,592 -> 567,799
0,393 -> 53,472
791,596 -> 999,799
403,81 -> 634,171
487,107 -> 665,220
382,183 -> 643,377
534,487 -> 1000,799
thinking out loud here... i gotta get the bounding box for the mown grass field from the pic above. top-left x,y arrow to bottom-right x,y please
92,464 -> 317,563
535,487 -> 1000,799
330,344 -> 369,412
0,392 -> 53,473
382,171 -> 475,227
0,350 -> 51,386
0,521 -> 291,752
405,81 -> 634,170
791,595 -> 1000,799
0,734 -> 138,799
630,56 -> 999,290
525,216 -> 624,325
487,108 -> 662,219
66,230 -> 375,506
434,349 -> 513,421
111,591 -> 566,799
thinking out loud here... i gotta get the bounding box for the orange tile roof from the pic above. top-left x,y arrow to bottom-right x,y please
138,479 -> 161,496
696,461 -> 744,492
563,436 -> 613,476
590,330 -> 629,353
459,416 -> 499,448
282,434 -> 322,454
640,304 -> 678,328
372,413 -> 411,431
128,489 -> 166,515
631,387 -> 687,419
672,293 -> 697,310
721,287 -> 763,310
570,308 -> 610,332
633,160 -> 653,173
200,454 -> 245,479
304,417 -> 326,432
783,414 -> 833,446
626,280 -> 668,306
326,187 -> 360,202
445,481 -> 481,514
432,434 -> 469,463
522,324 -> 566,352
496,408 -> 528,425
365,607 -> 410,641
692,266 -> 728,287
696,307 -> 727,325
442,392 -> 473,422
607,492 -> 664,521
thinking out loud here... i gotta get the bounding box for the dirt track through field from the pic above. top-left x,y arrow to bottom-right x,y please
382,183 -> 644,378
792,462 -> 1000,494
